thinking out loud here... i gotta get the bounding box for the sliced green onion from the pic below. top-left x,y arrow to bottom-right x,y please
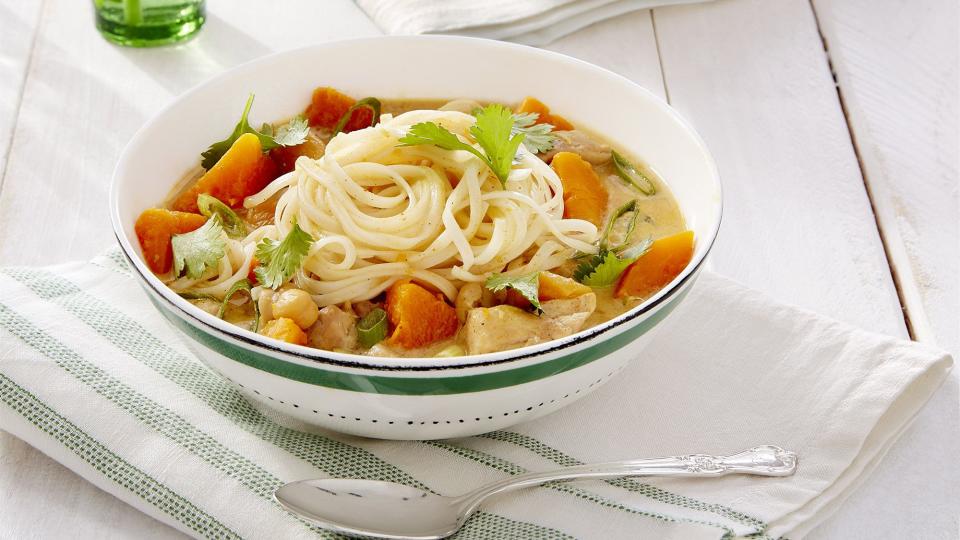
357,307 -> 388,348
218,279 -> 260,332
599,199 -> 642,251
197,193 -> 248,238
332,97 -> 382,136
178,291 -> 218,301
619,237 -> 653,260
612,150 -> 657,196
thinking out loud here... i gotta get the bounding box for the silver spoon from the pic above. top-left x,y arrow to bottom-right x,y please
274,445 -> 797,539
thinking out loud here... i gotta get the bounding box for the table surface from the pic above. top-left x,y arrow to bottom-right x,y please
0,0 -> 956,538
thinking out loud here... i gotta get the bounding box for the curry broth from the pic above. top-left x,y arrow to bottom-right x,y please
171,98 -> 686,356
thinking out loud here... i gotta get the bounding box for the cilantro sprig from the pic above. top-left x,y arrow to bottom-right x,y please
200,95 -> 309,170
512,112 -> 556,154
484,271 -> 542,314
254,222 -> 314,289
573,238 -> 652,288
171,217 -> 226,279
399,104 -> 525,187
573,200 -> 652,287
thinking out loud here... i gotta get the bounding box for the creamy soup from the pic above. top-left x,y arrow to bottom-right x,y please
134,89 -> 693,357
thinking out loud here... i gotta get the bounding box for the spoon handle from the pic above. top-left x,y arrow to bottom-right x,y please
461,445 -> 797,504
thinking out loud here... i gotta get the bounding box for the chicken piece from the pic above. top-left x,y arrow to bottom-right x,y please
307,305 -> 358,351
463,293 -> 597,355
439,99 -> 482,114
350,300 -> 382,319
540,130 -> 612,165
455,283 -> 483,323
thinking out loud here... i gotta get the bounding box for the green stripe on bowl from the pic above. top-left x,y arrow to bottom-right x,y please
151,282 -> 692,396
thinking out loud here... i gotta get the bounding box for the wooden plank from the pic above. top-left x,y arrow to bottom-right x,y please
651,0 -> 908,338
652,1 -> 952,538
0,0 -> 43,186
804,1 -> 959,538
546,9 -> 666,100
813,0 -> 958,355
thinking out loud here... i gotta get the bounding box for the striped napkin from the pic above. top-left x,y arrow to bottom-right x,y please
0,249 -> 951,539
354,0 -> 711,46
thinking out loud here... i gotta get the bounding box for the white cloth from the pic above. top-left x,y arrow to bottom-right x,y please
354,0 -> 711,46
0,251 -> 950,539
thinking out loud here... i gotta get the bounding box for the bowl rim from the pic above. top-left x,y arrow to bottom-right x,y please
110,35 -> 722,372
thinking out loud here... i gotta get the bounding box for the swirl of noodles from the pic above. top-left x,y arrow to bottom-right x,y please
169,109 -> 599,306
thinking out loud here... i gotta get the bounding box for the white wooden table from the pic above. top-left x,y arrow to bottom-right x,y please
0,0 -> 956,537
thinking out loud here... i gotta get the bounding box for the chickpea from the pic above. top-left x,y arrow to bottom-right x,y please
257,290 -> 274,326
271,288 -> 319,329
455,283 -> 482,322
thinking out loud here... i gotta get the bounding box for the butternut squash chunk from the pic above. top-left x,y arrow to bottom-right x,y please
516,96 -> 575,131
304,87 -> 374,132
173,133 -> 276,212
614,230 -> 695,299
539,271 -> 592,300
260,317 -> 308,346
385,281 -> 458,349
551,151 -> 609,227
134,209 -> 207,274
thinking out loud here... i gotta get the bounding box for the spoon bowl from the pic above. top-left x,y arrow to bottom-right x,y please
275,479 -> 464,539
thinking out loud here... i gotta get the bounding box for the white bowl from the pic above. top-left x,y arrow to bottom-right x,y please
110,36 -> 721,440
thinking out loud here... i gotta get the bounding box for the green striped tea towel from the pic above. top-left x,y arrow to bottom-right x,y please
0,250 -> 951,539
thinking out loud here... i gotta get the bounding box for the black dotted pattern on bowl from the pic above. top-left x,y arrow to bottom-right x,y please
222,369 -> 621,426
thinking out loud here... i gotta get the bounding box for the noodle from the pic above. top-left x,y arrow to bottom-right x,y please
168,109 -> 600,307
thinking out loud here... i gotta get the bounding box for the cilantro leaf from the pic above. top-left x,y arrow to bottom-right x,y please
171,217 -> 226,279
471,104 -> 526,185
400,121 -> 481,155
512,112 -> 556,154
196,193 -> 247,238
272,115 -> 310,146
254,222 -> 314,289
399,104 -> 524,187
576,251 -> 635,288
573,237 -> 654,288
484,271 -> 542,314
200,95 -> 308,170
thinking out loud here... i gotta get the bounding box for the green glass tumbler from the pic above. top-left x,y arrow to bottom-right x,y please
93,0 -> 205,47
